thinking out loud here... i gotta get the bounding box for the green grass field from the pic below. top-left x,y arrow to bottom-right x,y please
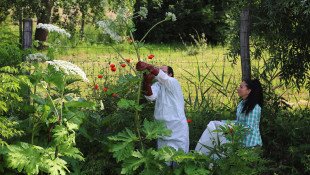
54,43 -> 309,108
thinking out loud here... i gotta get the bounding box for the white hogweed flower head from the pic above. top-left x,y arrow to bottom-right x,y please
165,12 -> 177,22
97,20 -> 122,42
26,53 -> 50,62
138,7 -> 148,19
36,23 -> 71,38
46,60 -> 89,82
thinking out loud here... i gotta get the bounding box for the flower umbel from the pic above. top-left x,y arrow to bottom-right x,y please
97,20 -> 122,42
36,23 -> 71,38
165,12 -> 177,22
26,53 -> 50,62
46,60 -> 89,82
137,7 -> 148,19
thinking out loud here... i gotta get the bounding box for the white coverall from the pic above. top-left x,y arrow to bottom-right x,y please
145,70 -> 189,153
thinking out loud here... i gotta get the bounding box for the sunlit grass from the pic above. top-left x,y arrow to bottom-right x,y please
54,43 -> 309,108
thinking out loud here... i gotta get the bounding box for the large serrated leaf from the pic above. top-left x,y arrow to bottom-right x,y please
108,128 -> 138,162
142,119 -> 172,140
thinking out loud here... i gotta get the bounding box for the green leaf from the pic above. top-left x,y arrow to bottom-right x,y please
154,146 -> 176,162
44,157 -> 69,175
142,119 -> 172,140
117,98 -> 142,111
121,149 -> 165,175
108,128 -> 138,162
53,125 -> 69,144
30,94 -> 46,105
0,101 -> 8,113
58,144 -> 84,161
184,164 -> 210,175
65,101 -> 95,109
121,150 -> 145,174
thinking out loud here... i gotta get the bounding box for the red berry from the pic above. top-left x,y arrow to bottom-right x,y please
125,58 -> 131,63
110,63 -> 115,68
187,119 -> 192,123
112,93 -> 118,97
148,54 -> 154,59
98,74 -> 103,79
111,67 -> 117,72
103,87 -> 108,92
121,63 -> 126,68
94,84 -> 99,90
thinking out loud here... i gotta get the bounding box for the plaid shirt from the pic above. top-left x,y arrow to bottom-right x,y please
236,100 -> 262,147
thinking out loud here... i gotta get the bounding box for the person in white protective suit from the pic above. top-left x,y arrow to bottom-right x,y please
136,61 -> 189,153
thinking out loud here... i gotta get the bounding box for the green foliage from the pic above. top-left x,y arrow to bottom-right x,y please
108,120 -> 172,174
181,32 -> 208,56
0,117 -> 23,146
0,65 -> 32,116
4,142 -> 69,175
117,99 -> 142,111
261,107 -> 310,175
109,128 -> 139,162
0,58 -> 94,174
197,124 -> 267,175
134,0 -> 231,44
0,44 -> 24,67
141,119 -> 172,140
227,0 -> 310,88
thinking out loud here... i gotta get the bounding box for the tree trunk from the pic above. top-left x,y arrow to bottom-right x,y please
18,7 -> 23,48
34,0 -> 54,50
240,7 -> 251,80
22,19 -> 33,50
80,13 -> 85,39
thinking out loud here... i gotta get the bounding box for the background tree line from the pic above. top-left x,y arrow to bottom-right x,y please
0,0 -> 309,87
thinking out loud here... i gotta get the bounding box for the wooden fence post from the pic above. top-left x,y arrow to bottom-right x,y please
22,19 -> 33,50
240,8 -> 251,80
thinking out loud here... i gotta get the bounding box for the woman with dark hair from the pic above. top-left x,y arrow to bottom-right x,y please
236,79 -> 263,147
195,79 -> 263,155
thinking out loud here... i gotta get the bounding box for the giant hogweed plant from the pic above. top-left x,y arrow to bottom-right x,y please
0,25 -> 95,174
93,7 -> 214,174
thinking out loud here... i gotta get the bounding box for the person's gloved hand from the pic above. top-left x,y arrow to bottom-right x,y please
136,61 -> 151,71
136,61 -> 159,75
143,72 -> 155,84
143,72 -> 155,96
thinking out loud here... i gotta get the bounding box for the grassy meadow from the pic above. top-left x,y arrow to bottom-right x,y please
54,42 -> 309,108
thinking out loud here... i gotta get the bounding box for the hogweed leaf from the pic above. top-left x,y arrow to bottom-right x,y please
154,146 -> 176,162
121,150 -> 145,174
58,144 -> 84,161
44,157 -> 69,175
142,119 -> 172,140
108,128 -> 138,162
53,125 -> 69,144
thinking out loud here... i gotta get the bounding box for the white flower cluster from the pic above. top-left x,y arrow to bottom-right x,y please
36,23 -> 71,38
26,53 -> 50,62
46,60 -> 89,82
138,7 -> 148,19
97,20 -> 122,42
165,12 -> 177,22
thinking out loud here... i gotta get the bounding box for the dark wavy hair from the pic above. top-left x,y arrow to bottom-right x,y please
242,79 -> 263,115
167,66 -> 174,77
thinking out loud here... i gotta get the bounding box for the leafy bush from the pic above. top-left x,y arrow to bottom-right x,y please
0,44 -> 24,67
261,107 -> 310,175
